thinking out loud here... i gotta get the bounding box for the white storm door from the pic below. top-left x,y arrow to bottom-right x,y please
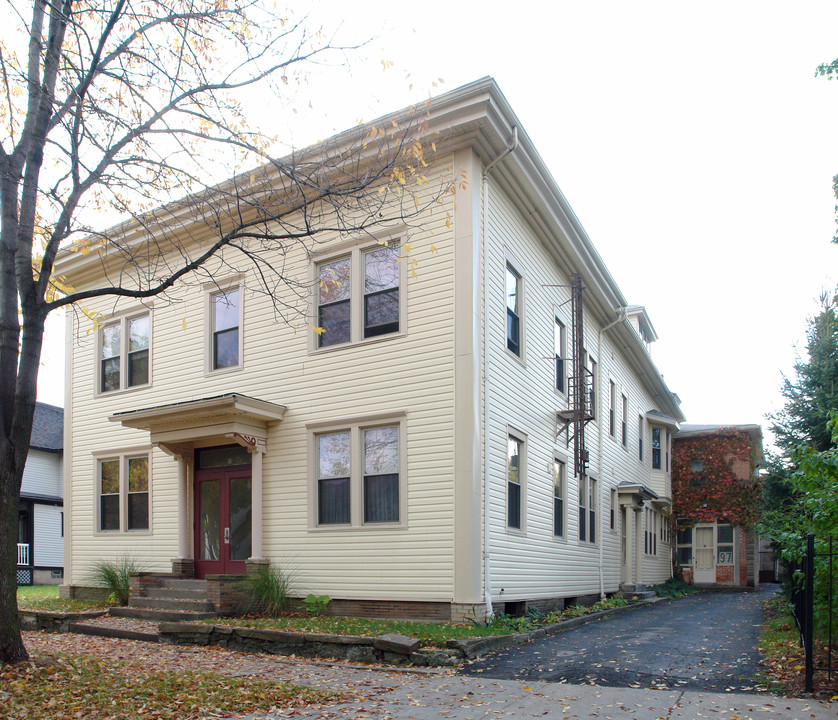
694,525 -> 715,583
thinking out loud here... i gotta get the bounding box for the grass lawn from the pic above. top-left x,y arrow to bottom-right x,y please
0,653 -> 338,720
17,585 -> 107,613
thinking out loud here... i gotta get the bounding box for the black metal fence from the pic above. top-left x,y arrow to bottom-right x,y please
789,533 -> 836,692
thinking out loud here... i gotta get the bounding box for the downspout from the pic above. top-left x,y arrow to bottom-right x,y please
596,306 -> 627,598
481,127 -> 518,618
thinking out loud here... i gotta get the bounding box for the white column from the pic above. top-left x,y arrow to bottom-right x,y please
634,506 -> 643,586
249,447 -> 265,560
177,454 -> 190,559
624,504 -> 634,586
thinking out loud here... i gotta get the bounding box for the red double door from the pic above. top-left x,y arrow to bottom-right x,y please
194,467 -> 252,578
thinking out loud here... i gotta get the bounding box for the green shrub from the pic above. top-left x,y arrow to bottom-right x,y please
649,578 -> 699,599
88,555 -> 145,605
302,593 -> 330,616
240,563 -> 297,616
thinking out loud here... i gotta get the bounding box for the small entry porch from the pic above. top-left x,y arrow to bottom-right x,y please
111,393 -> 286,580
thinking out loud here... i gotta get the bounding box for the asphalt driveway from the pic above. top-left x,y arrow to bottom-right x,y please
459,585 -> 776,693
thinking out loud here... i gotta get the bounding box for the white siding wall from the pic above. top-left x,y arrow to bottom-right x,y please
65,157 -> 460,601
484,179 -> 673,602
22,450 -> 62,498
33,504 -> 64,567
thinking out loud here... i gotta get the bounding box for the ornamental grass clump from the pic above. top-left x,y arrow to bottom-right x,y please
88,554 -> 145,605
240,563 -> 297,616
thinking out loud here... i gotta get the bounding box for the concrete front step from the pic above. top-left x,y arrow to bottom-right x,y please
128,596 -> 216,613
619,590 -> 657,601
156,578 -> 208,591
111,606 -> 216,622
140,587 -> 209,601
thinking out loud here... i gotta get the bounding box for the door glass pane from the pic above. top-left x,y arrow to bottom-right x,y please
229,477 -> 252,561
198,480 -> 220,561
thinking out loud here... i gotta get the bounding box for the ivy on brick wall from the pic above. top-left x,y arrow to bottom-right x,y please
672,430 -> 760,526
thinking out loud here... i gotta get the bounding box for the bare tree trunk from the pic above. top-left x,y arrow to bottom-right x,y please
0,458 -> 27,664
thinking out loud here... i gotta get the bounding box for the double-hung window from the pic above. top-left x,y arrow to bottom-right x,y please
98,453 -> 150,532
621,395 -> 628,447
553,458 -> 565,537
210,288 -> 241,370
554,318 -> 565,392
505,265 -> 521,356
652,427 -> 662,469
578,475 -> 597,543
608,380 -> 616,436
507,435 -> 523,529
315,420 -> 402,527
316,242 -> 401,348
99,313 -> 150,393
638,415 -> 644,461
717,523 -> 734,565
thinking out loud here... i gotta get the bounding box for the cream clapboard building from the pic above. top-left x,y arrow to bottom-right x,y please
57,78 -> 684,620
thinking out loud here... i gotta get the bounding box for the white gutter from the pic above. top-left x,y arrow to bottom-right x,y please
481,127 -> 518,619
596,306 -> 627,597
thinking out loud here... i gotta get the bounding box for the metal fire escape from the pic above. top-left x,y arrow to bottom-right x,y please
557,273 -> 594,479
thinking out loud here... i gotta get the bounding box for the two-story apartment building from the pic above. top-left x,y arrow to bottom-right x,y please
57,78 -> 683,619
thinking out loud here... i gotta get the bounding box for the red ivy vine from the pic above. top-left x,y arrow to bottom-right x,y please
671,430 -> 760,526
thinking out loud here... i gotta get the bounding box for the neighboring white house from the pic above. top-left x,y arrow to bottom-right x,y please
57,78 -> 684,619
18,402 -> 64,585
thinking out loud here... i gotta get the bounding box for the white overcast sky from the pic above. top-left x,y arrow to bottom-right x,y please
37,1 -> 838,449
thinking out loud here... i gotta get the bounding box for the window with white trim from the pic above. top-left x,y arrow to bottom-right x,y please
553,458 -> 565,538
652,426 -> 662,469
507,434 -> 524,529
506,265 -> 522,356
638,415 -> 644,461
210,288 -> 241,370
98,454 -> 149,532
621,395 -> 628,447
316,242 -> 401,348
554,318 -> 566,393
608,380 -> 616,436
717,523 -> 734,565
99,313 -> 150,393
578,475 -> 597,543
314,420 -> 402,527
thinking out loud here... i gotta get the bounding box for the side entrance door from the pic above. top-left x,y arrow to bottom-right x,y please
194,468 -> 252,578
694,525 -> 716,583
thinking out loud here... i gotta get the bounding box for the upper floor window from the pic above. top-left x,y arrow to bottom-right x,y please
98,453 -> 150,532
652,426 -> 662,469
553,458 -> 565,537
507,434 -> 523,529
211,288 -> 240,370
505,265 -> 521,356
588,356 -> 598,420
316,242 -> 401,348
608,380 -> 616,436
315,419 -> 402,527
99,313 -> 150,393
554,318 -> 565,393
621,395 -> 628,447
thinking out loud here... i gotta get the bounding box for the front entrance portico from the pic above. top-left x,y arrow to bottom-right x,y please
110,393 -> 286,576
617,482 -> 658,591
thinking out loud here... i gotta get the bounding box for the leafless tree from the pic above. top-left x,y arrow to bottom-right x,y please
0,0 -> 443,663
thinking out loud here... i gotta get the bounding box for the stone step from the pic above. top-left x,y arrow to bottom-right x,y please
110,605 -> 216,622
142,587 -> 209,601
69,621 -> 159,643
156,577 -> 208,591
128,596 -> 216,613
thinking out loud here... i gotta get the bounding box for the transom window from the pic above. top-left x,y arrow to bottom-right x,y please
98,454 -> 150,532
315,422 -> 401,526
211,288 -> 240,370
316,242 -> 401,348
505,265 -> 521,356
99,313 -> 150,393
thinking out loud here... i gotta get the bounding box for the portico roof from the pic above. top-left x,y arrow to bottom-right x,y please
110,393 -> 286,453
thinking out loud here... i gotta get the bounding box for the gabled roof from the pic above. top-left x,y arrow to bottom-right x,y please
30,402 -> 63,453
